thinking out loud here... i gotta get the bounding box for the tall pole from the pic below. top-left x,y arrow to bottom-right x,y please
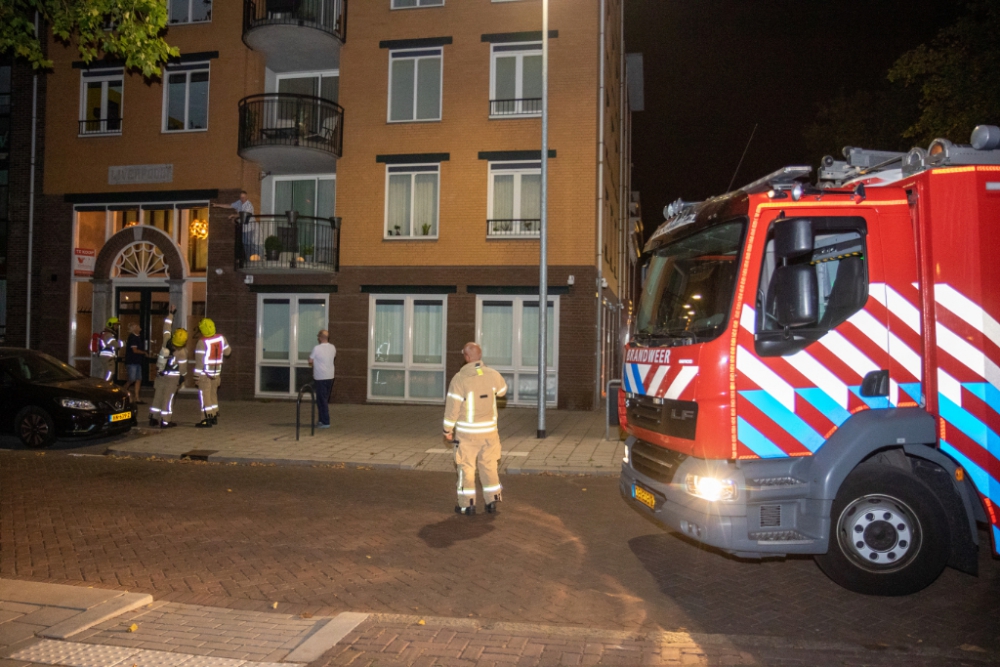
537,0 -> 549,439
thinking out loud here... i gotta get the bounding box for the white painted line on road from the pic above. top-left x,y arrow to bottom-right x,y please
10,640 -> 301,667
284,612 -> 370,663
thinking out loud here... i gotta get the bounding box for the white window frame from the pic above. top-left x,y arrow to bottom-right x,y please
79,69 -> 124,136
475,295 -> 559,406
383,163 -> 440,240
168,0 -> 213,24
162,63 -> 210,133
391,0 -> 444,8
387,48 -> 443,123
489,42 -> 542,118
255,293 -> 330,397
487,161 -> 541,237
274,70 -> 340,99
367,294 -> 448,403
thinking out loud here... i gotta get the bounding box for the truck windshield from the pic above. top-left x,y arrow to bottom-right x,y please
636,220 -> 745,342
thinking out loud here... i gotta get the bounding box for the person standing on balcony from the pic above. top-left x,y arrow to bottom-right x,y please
212,190 -> 259,264
442,342 -> 508,516
308,329 -> 336,429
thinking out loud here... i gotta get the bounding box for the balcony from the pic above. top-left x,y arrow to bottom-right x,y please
243,0 -> 346,72
486,219 -> 541,239
79,118 -> 122,136
489,98 -> 542,118
238,94 -> 343,173
235,212 -> 341,273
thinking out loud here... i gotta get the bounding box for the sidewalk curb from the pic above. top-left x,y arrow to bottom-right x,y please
284,612 -> 370,663
39,592 -> 153,640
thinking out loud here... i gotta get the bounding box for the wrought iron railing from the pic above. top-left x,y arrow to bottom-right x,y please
234,211 -> 341,271
79,118 -> 122,135
487,219 -> 541,237
238,94 -> 344,159
489,98 -> 542,116
244,0 -> 346,42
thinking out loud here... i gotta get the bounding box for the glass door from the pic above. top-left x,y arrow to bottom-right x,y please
116,287 -> 170,385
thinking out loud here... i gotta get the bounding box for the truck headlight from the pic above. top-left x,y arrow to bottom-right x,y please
59,398 -> 97,411
685,474 -> 737,502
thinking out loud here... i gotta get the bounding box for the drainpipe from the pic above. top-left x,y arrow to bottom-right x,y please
594,0 -> 606,409
25,11 -> 39,348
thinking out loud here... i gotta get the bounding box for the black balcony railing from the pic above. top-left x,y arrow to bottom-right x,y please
235,211 -> 341,272
79,118 -> 122,135
238,94 -> 344,159
487,219 -> 541,238
490,98 -> 542,116
244,0 -> 346,41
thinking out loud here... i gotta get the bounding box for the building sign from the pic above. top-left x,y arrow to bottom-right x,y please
74,248 -> 96,277
108,164 -> 173,185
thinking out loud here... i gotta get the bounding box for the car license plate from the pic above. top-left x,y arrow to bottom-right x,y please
110,411 -> 131,423
634,484 -> 656,510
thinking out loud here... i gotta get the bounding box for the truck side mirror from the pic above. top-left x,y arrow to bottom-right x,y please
773,218 -> 813,260
772,264 -> 818,327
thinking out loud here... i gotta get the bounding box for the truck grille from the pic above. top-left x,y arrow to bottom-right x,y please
625,394 -> 698,439
630,439 -> 687,484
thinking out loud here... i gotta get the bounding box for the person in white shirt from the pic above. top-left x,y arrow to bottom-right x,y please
212,190 -> 258,263
309,329 -> 337,428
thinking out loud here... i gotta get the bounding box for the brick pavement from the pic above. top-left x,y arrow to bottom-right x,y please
102,398 -> 623,475
2,451 -> 998,661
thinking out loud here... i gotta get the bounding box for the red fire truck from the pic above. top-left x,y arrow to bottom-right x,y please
619,125 -> 1000,595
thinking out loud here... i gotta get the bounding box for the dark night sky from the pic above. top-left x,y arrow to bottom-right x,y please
624,0 -> 959,233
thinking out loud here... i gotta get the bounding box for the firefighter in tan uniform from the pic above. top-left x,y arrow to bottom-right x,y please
443,342 -> 508,515
97,317 -> 123,382
193,318 -> 231,428
149,305 -> 188,428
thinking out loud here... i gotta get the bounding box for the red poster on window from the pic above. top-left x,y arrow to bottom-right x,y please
74,248 -> 96,277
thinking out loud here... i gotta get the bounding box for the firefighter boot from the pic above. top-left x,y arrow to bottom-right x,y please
485,492 -> 501,514
210,414 -> 218,425
455,500 -> 476,516
195,413 -> 213,428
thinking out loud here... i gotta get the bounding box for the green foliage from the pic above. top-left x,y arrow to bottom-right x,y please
0,0 -> 178,77
888,0 -> 1000,144
264,235 -> 282,253
803,87 -> 919,161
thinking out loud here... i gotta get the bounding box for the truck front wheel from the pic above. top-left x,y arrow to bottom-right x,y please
815,462 -> 950,596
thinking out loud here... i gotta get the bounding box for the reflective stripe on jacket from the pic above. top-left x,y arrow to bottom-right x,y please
443,361 -> 508,437
157,316 -> 188,377
98,331 -> 121,358
194,334 -> 230,377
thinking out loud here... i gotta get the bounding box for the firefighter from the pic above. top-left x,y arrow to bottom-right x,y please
149,305 -> 188,428
98,317 -> 123,382
442,342 -> 508,515
193,317 -> 230,428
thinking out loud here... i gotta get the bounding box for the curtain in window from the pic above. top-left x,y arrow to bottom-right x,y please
390,59 -> 415,121
492,174 -> 514,220
520,174 -> 541,219
416,58 -> 441,119
373,300 -> 404,363
261,299 -> 290,360
192,0 -> 212,21
413,173 -> 438,235
495,56 -> 516,100
522,55 -> 543,98
169,0 -> 188,22
412,301 -> 443,364
521,302 -> 555,368
317,179 -> 336,219
297,299 -> 326,361
481,302 -> 513,366
275,180 -> 316,217
387,174 -> 412,236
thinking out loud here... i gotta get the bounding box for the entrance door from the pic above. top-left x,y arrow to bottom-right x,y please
116,287 -> 170,385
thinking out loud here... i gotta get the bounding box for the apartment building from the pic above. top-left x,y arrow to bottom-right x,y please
6,0 -> 639,411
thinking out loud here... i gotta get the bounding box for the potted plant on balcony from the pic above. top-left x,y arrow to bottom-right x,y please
264,235 -> 282,261
300,243 -> 314,263
421,223 -> 432,236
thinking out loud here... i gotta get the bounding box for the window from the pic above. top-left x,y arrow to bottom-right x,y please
79,69 -> 123,135
388,48 -> 442,122
257,294 -> 329,396
273,176 -> 336,218
392,0 -> 443,7
277,71 -> 339,103
385,164 -> 439,238
755,216 -> 868,357
164,64 -> 209,131
368,295 -> 447,402
476,296 -> 558,405
169,0 -> 212,23
487,161 -> 540,237
180,207 -> 209,273
490,43 -> 542,116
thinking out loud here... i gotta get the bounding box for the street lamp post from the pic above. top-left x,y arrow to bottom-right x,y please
537,0 -> 549,439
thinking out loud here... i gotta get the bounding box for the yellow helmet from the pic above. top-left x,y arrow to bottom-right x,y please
106,317 -> 120,328
172,328 -> 188,348
198,318 -> 216,337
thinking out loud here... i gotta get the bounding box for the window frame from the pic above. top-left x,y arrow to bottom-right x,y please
78,69 -> 124,136
274,70 -> 340,101
489,42 -> 542,118
383,163 -> 441,240
387,47 -> 443,123
487,160 -> 541,238
162,63 -> 211,133
255,293 -> 330,397
367,294 -> 449,403
168,0 -> 213,24
270,174 -> 337,217
390,0 -> 444,9
475,295 -> 559,406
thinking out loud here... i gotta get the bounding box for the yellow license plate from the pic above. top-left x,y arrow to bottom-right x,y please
110,411 -> 131,423
634,484 -> 656,510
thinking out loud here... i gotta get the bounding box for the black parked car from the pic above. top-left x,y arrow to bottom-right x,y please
0,348 -> 135,448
